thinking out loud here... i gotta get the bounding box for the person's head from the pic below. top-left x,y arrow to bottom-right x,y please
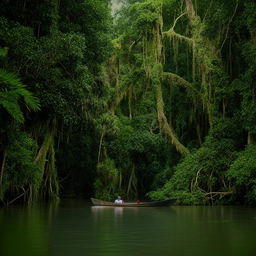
118,196 -> 121,199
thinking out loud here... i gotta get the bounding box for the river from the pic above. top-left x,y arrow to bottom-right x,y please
0,200 -> 255,256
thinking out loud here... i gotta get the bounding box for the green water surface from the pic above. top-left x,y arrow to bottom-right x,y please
0,201 -> 256,256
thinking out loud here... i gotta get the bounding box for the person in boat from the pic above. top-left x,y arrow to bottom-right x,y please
114,196 -> 124,204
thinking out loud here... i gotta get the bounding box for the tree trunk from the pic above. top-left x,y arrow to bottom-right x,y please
0,149 -> 7,198
184,0 -> 220,129
33,119 -> 58,201
185,0 -> 196,18
248,132 -> 255,145
143,4 -> 189,155
127,164 -> 137,198
98,128 -> 105,164
156,84 -> 189,154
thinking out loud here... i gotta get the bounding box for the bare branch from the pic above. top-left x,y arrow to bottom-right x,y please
7,190 -> 28,206
163,12 -> 192,43
220,0 -> 239,51
206,191 -> 233,199
171,12 -> 187,30
129,36 -> 142,52
203,0 -> 213,22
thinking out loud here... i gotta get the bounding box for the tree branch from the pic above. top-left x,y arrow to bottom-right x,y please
163,11 -> 190,42
129,36 -> 142,52
156,84 -> 189,155
163,28 -> 193,43
7,190 -> 28,206
205,191 -> 233,200
163,72 -> 196,92
171,12 -> 187,30
220,0 -> 239,51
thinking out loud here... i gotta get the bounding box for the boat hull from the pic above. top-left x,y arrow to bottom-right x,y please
90,198 -> 176,207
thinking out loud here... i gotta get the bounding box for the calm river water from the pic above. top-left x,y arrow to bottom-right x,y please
0,200 -> 256,256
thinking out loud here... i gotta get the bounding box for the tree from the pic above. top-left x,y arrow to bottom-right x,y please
0,61 -> 40,203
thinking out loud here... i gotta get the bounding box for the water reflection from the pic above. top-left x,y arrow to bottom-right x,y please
114,207 -> 124,216
91,206 -> 142,217
0,202 -> 59,256
0,203 -> 256,256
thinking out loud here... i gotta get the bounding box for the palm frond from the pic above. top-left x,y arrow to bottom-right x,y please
0,68 -> 40,122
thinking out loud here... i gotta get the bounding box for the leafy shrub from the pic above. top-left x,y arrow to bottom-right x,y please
94,158 -> 120,201
2,130 -> 40,200
149,134 -> 236,204
227,145 -> 256,204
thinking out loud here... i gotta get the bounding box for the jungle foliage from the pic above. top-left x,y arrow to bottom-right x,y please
0,0 -> 112,205
100,0 -> 256,205
0,0 -> 256,206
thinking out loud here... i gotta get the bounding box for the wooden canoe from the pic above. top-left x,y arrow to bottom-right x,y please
90,198 -> 176,207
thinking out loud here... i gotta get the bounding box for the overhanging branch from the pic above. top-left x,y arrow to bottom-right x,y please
163,28 -> 193,43
163,72 -> 196,92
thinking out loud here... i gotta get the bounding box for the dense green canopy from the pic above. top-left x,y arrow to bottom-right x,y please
0,0 -> 256,206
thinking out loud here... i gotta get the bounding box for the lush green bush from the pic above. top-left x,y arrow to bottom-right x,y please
94,158 -> 120,201
149,132 -> 237,204
227,145 -> 256,204
2,130 -> 39,201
